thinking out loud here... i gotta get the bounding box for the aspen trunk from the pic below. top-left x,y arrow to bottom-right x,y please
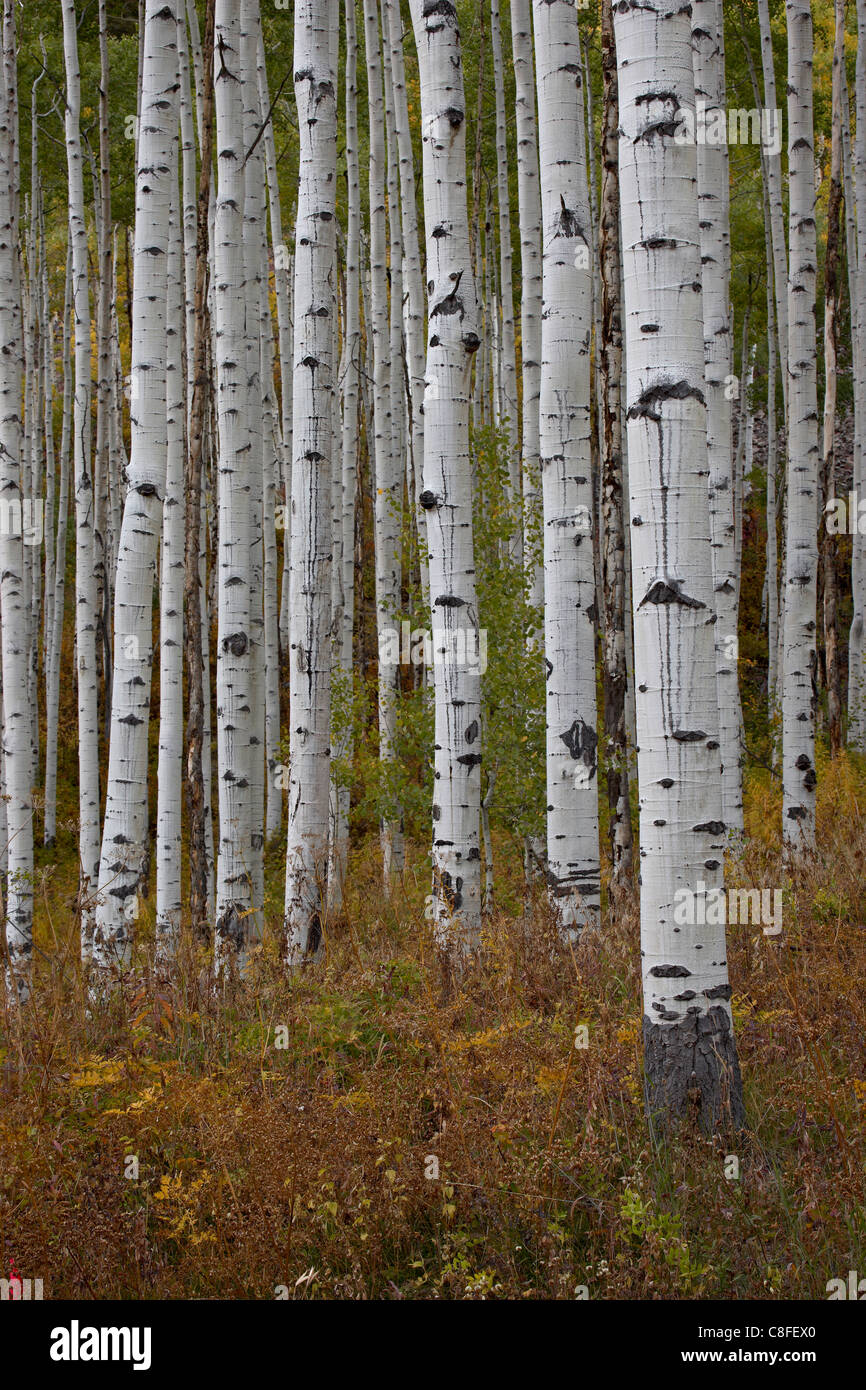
284,0 -> 338,963
599,0 -> 632,892
614,0 -> 744,1130
93,0 -> 179,971
781,0 -> 819,847
214,0 -> 253,964
533,0 -> 600,935
62,0 -> 102,956
0,5 -> 33,1001
692,0 -> 743,836
410,0 -> 483,954
183,0 -> 215,937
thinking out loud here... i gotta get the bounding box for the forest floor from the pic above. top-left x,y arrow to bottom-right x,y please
1,752 -> 864,1299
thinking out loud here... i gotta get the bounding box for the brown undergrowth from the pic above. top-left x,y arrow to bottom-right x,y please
0,754 -> 864,1299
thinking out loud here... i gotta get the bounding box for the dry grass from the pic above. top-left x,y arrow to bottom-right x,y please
1,756 -> 865,1299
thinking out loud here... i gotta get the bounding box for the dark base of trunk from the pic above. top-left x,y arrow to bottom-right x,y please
643,1006 -> 745,1135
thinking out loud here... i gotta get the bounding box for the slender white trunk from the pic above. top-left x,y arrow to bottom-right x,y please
510,0 -> 544,611
284,0 -> 338,963
410,0 -> 482,953
241,0 -> 266,936
0,8 -> 32,1001
255,25 -> 293,670
214,0 -> 253,963
614,0 -> 743,1129
384,0 -> 428,606
44,248 -> 73,849
156,188 -> 185,957
62,0 -> 101,956
757,0 -> 789,424
533,0 -> 600,935
692,0 -> 743,836
599,0 -> 632,890
490,0 -> 519,506
781,0 -> 819,847
329,0 -> 362,911
93,1 -> 179,971
363,0 -> 403,888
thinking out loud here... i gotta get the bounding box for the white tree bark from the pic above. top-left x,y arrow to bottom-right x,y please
848,0 -> 866,746
614,0 -> 743,1129
0,11 -> 33,1001
781,0 -> 819,846
363,0 -> 403,889
510,0 -> 544,611
533,0 -> 600,935
490,0 -> 519,506
241,0 -> 266,936
62,0 -> 102,958
284,0 -> 337,963
410,0 -> 482,954
156,188 -> 185,958
383,0 -> 428,605
214,0 -> 253,965
93,0 -> 179,971
692,0 -> 743,836
44,249 -> 72,850
328,0 -> 362,912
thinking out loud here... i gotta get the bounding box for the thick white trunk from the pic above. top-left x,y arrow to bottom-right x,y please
614,0 -> 743,1128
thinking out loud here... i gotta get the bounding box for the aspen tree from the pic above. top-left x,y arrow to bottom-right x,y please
692,0 -> 743,835
62,0 -> 101,956
329,0 -> 362,909
0,8 -> 33,1000
383,0 -> 428,604
44,248 -> 72,851
849,0 -> 866,745
510,0 -> 543,611
533,0 -> 600,935
599,0 -> 632,890
93,0 -> 179,970
490,0 -> 519,507
213,0 -> 253,964
285,0 -> 338,963
614,0 -> 744,1129
781,0 -> 819,846
363,0 -> 402,888
156,192 -> 185,957
409,0 -> 483,953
